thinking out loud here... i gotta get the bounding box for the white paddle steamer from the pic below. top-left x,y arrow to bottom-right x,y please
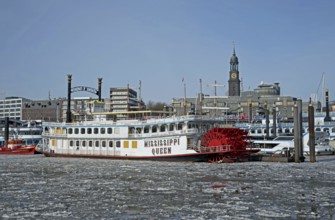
41,115 -> 247,162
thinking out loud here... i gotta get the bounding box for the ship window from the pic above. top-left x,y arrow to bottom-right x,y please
144,126 -> 150,133
68,128 -> 73,134
323,128 -> 329,132
132,141 -> 137,148
82,141 -> 86,147
177,123 -> 183,130
136,127 -> 142,134
69,140 -> 74,147
87,128 -> 92,134
101,128 -> 105,134
109,141 -> 113,148
124,141 -> 129,148
284,128 -> 290,133
257,129 -> 262,134
169,124 -> 174,131
81,128 -> 85,134
74,128 -> 79,134
94,128 -> 99,134
160,125 -> 166,132
102,141 -> 106,147
250,129 -> 255,134
76,141 -> 80,147
107,128 -> 113,134
315,127 -> 321,132
88,141 -> 93,147
116,141 -> 121,148
270,129 -> 273,134
152,126 -> 157,133
129,127 -> 135,134
95,141 -> 99,147
332,127 -> 335,133
278,128 -> 282,134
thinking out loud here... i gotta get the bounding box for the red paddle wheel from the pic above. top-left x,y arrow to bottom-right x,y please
201,128 -> 254,163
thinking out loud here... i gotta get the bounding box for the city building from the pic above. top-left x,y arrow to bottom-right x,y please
0,97 -> 30,120
110,86 -> 145,119
171,48 -> 322,123
22,99 -> 63,122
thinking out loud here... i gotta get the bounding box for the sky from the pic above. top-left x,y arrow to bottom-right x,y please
1,0 -> 335,104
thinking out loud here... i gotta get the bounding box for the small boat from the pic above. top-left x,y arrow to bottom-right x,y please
253,131 -> 335,155
0,125 -> 42,155
0,139 -> 38,155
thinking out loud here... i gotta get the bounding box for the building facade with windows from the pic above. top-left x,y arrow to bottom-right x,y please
0,97 -> 30,120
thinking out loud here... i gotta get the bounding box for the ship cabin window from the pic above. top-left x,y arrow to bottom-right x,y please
76,141 -> 80,147
332,127 -> 335,133
284,128 -> 290,134
278,128 -> 282,134
87,128 -> 92,134
94,128 -> 99,134
160,125 -> 166,132
109,141 -> 113,148
68,128 -> 73,134
152,126 -> 158,133
177,123 -> 183,130
107,128 -> 113,134
129,127 -> 135,134
82,141 -> 86,147
270,129 -> 273,134
88,141 -> 93,147
69,140 -> 74,147
144,126 -> 150,133
169,124 -> 174,131
116,141 -> 121,148
291,129 -> 294,133
315,127 -> 321,132
74,128 -> 79,134
101,128 -> 106,134
102,141 -> 106,147
136,127 -> 142,134
95,141 -> 99,147
257,129 -> 262,134
81,128 -> 85,134
250,129 -> 255,134
323,128 -> 329,132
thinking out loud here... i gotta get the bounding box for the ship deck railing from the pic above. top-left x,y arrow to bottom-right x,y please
42,115 -> 229,127
191,145 -> 232,153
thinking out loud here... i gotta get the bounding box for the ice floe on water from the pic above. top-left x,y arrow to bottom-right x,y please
0,155 -> 335,219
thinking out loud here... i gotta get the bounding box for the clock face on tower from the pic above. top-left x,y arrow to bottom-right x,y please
231,72 -> 237,79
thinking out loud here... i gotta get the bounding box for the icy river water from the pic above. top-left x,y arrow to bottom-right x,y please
1,155 -> 335,219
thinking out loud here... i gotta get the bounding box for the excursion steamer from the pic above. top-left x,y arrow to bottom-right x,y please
41,115 -> 254,162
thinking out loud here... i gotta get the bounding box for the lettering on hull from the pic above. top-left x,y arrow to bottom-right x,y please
144,138 -> 180,147
152,147 -> 172,155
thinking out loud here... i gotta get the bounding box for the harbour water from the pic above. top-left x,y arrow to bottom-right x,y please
1,155 -> 335,219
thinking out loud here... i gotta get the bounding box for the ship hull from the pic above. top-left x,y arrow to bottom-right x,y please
43,151 -> 229,162
0,146 -> 37,155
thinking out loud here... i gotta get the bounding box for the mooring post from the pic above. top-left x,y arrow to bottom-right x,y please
308,98 -> 316,162
297,99 -> 304,162
66,74 -> 72,123
264,102 -> 269,139
4,117 -> 9,147
324,88 -> 331,122
294,103 -> 300,163
272,103 -> 277,137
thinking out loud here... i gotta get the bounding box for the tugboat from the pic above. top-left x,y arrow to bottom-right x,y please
0,138 -> 37,155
